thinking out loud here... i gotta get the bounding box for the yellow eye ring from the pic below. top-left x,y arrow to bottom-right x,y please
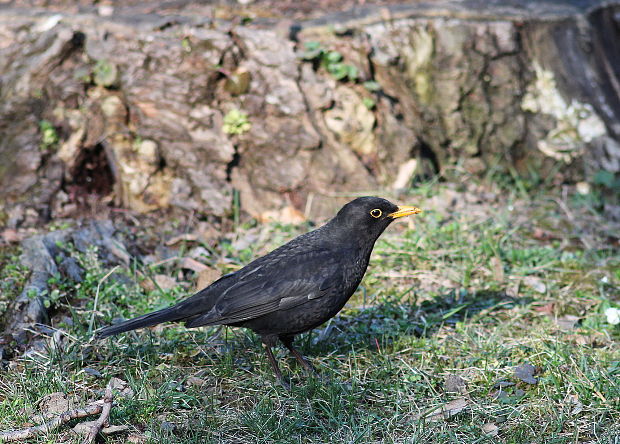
370,209 -> 382,218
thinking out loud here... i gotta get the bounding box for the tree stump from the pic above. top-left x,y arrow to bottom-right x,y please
0,0 -> 618,223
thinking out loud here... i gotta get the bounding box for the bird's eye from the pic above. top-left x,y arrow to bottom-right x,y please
370,209 -> 382,218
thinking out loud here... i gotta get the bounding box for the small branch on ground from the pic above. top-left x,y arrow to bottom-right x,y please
0,403 -> 103,442
0,383 -> 115,443
81,385 -> 114,444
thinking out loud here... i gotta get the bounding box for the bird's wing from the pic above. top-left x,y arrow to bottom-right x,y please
184,248 -> 344,327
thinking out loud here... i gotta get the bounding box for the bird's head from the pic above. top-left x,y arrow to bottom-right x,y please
330,196 -> 422,242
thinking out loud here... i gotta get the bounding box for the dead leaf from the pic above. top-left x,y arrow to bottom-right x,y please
180,257 -> 208,273
514,363 -> 538,385
83,367 -> 103,378
555,314 -> 580,331
482,423 -> 499,436
533,302 -> 554,315
532,228 -> 560,241
153,274 -> 177,290
195,267 -> 222,291
140,277 -> 155,292
523,276 -> 546,294
566,394 -> 583,415
489,256 -> 505,283
109,377 -> 134,398
165,233 -> 199,246
444,374 -> 467,394
186,376 -> 207,387
418,398 -> 469,421
514,388 -> 526,398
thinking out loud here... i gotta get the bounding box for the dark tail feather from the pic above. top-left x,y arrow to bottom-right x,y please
95,306 -> 184,338
95,280 -> 229,339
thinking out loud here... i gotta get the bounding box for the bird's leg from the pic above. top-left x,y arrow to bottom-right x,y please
279,335 -> 318,376
261,336 -> 290,390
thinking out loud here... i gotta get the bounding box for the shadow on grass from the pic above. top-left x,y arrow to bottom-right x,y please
303,289 -> 533,355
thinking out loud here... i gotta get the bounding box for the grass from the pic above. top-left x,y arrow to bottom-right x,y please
0,179 -> 619,443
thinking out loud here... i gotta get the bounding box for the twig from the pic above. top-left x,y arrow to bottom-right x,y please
0,402 -> 104,442
0,382 -> 116,443
82,386 -> 114,444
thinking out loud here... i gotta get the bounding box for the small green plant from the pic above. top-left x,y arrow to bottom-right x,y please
93,59 -> 118,87
39,120 -> 59,151
302,41 -> 359,82
223,109 -> 251,135
181,37 -> 192,53
362,97 -> 376,110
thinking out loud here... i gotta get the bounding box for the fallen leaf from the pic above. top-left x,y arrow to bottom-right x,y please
555,314 -> 580,331
514,388 -> 526,398
523,276 -> 546,294
109,377 -> 134,398
154,274 -> 177,290
165,233 -> 199,246
418,397 -> 469,421
444,374 -> 467,394
180,257 -> 209,273
532,228 -> 560,241
83,367 -> 103,378
186,376 -> 207,387
482,423 -> 499,436
566,394 -> 583,415
195,267 -> 222,291
139,274 -> 155,292
533,302 -> 554,315
514,363 -> 538,385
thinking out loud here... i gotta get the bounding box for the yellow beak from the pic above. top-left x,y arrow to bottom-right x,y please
388,205 -> 423,219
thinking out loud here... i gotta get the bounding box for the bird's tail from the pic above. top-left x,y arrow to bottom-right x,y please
95,306 -> 184,338
95,274 -> 231,339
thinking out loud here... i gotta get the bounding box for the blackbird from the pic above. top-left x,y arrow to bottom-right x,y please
96,197 -> 421,387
